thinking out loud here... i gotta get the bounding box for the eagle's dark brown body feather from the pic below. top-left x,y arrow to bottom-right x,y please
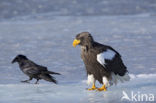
81,42 -> 127,84
74,32 -> 129,85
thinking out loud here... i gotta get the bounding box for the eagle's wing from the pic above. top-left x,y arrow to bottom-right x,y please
96,46 -> 127,76
96,46 -> 130,84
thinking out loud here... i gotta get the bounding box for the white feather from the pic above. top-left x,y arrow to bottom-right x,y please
110,72 -> 130,85
87,74 -> 95,85
102,76 -> 110,87
97,49 -> 116,66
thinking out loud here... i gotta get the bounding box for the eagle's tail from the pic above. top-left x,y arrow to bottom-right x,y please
110,72 -> 130,86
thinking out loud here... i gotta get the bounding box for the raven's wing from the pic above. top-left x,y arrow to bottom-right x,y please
36,65 -> 61,75
22,60 -> 42,75
36,65 -> 48,71
22,67 -> 41,75
27,60 -> 48,71
26,60 -> 60,75
27,68 -> 40,74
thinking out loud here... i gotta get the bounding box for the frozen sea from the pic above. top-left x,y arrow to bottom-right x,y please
0,0 -> 156,103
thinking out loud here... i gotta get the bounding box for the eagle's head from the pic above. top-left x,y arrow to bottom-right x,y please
73,32 -> 94,47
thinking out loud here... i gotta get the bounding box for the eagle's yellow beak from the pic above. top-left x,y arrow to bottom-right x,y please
73,39 -> 80,47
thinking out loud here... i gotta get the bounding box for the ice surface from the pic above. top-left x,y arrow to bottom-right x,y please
0,0 -> 156,103
0,74 -> 156,103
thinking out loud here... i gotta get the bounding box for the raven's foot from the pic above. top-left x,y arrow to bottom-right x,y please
21,80 -> 30,83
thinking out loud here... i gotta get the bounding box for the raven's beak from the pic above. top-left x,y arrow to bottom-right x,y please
11,58 -> 17,64
73,39 -> 80,47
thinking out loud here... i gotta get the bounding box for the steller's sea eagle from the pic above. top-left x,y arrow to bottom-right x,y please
73,32 -> 130,91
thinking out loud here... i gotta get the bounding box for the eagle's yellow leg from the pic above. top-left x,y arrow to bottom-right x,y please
88,83 -> 96,90
97,84 -> 107,91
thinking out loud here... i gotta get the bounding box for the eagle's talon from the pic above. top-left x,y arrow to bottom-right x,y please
97,88 -> 107,91
97,85 -> 107,91
88,87 -> 97,91
88,83 -> 96,91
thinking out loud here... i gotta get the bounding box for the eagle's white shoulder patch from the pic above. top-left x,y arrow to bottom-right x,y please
97,49 -> 116,66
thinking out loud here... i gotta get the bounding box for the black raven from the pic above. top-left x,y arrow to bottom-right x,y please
12,54 -> 60,84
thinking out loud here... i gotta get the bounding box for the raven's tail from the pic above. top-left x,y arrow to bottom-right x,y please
39,73 -> 57,84
44,71 -> 61,75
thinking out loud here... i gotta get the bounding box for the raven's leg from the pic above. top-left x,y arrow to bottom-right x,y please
35,79 -> 39,84
21,77 -> 33,83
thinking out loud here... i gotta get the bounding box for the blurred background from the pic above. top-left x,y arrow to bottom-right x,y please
0,0 -> 155,83
0,0 -> 156,83
0,0 -> 156,19
0,0 -> 156,103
